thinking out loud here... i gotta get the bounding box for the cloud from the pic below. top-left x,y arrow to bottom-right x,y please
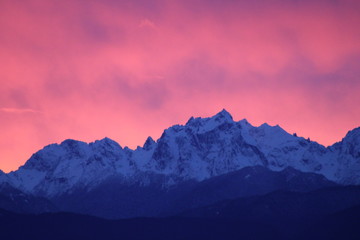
0,0 -> 360,172
0,108 -> 40,114
139,19 -> 157,29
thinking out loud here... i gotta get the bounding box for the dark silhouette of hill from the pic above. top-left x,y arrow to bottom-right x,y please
1,186 -> 360,240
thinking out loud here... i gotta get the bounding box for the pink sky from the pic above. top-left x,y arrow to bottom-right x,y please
1,0 -> 360,172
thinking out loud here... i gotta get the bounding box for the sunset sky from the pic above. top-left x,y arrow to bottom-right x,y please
1,0 -> 360,172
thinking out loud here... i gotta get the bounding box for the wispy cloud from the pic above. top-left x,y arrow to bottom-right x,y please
138,18 -> 157,29
0,108 -> 40,114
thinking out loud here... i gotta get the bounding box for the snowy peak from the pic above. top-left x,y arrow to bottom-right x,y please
344,127 -> 360,143
0,170 -> 8,183
256,122 -> 294,143
9,137 -> 134,196
22,143 -> 65,172
185,109 -> 235,134
335,127 -> 360,158
214,109 -> 233,122
143,137 -> 156,150
2,110 -> 360,197
258,122 -> 288,134
22,138 -> 123,172
186,109 -> 233,125
238,118 -> 251,126
60,139 -> 86,147
91,137 -> 122,150
60,139 -> 89,158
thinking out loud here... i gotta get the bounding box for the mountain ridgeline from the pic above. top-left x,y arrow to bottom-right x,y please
0,109 -> 360,220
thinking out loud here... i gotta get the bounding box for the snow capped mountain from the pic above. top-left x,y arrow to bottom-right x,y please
7,138 -> 134,196
2,109 -> 360,197
329,127 -> 360,184
332,127 -> 360,158
0,170 -> 8,184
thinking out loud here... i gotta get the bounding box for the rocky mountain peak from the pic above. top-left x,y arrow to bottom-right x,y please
1,111 -> 360,197
344,127 -> 360,142
91,137 -> 122,150
337,127 -> 360,158
214,109 -> 233,122
143,136 -> 156,150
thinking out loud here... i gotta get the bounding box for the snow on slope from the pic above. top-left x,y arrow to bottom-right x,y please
0,170 -> 9,184
2,110 -> 360,197
330,127 -> 360,184
8,138 -> 134,196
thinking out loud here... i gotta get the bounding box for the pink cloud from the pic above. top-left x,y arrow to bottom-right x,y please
0,0 -> 360,172
0,108 -> 40,114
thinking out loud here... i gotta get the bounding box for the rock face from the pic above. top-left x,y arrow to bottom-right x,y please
1,109 -> 359,198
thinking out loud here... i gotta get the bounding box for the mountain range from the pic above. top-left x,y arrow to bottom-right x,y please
1,109 -> 360,222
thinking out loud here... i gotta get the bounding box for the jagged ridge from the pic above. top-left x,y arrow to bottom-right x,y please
1,109 -> 360,197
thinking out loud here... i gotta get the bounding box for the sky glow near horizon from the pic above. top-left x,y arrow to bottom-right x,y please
1,0 -> 360,172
